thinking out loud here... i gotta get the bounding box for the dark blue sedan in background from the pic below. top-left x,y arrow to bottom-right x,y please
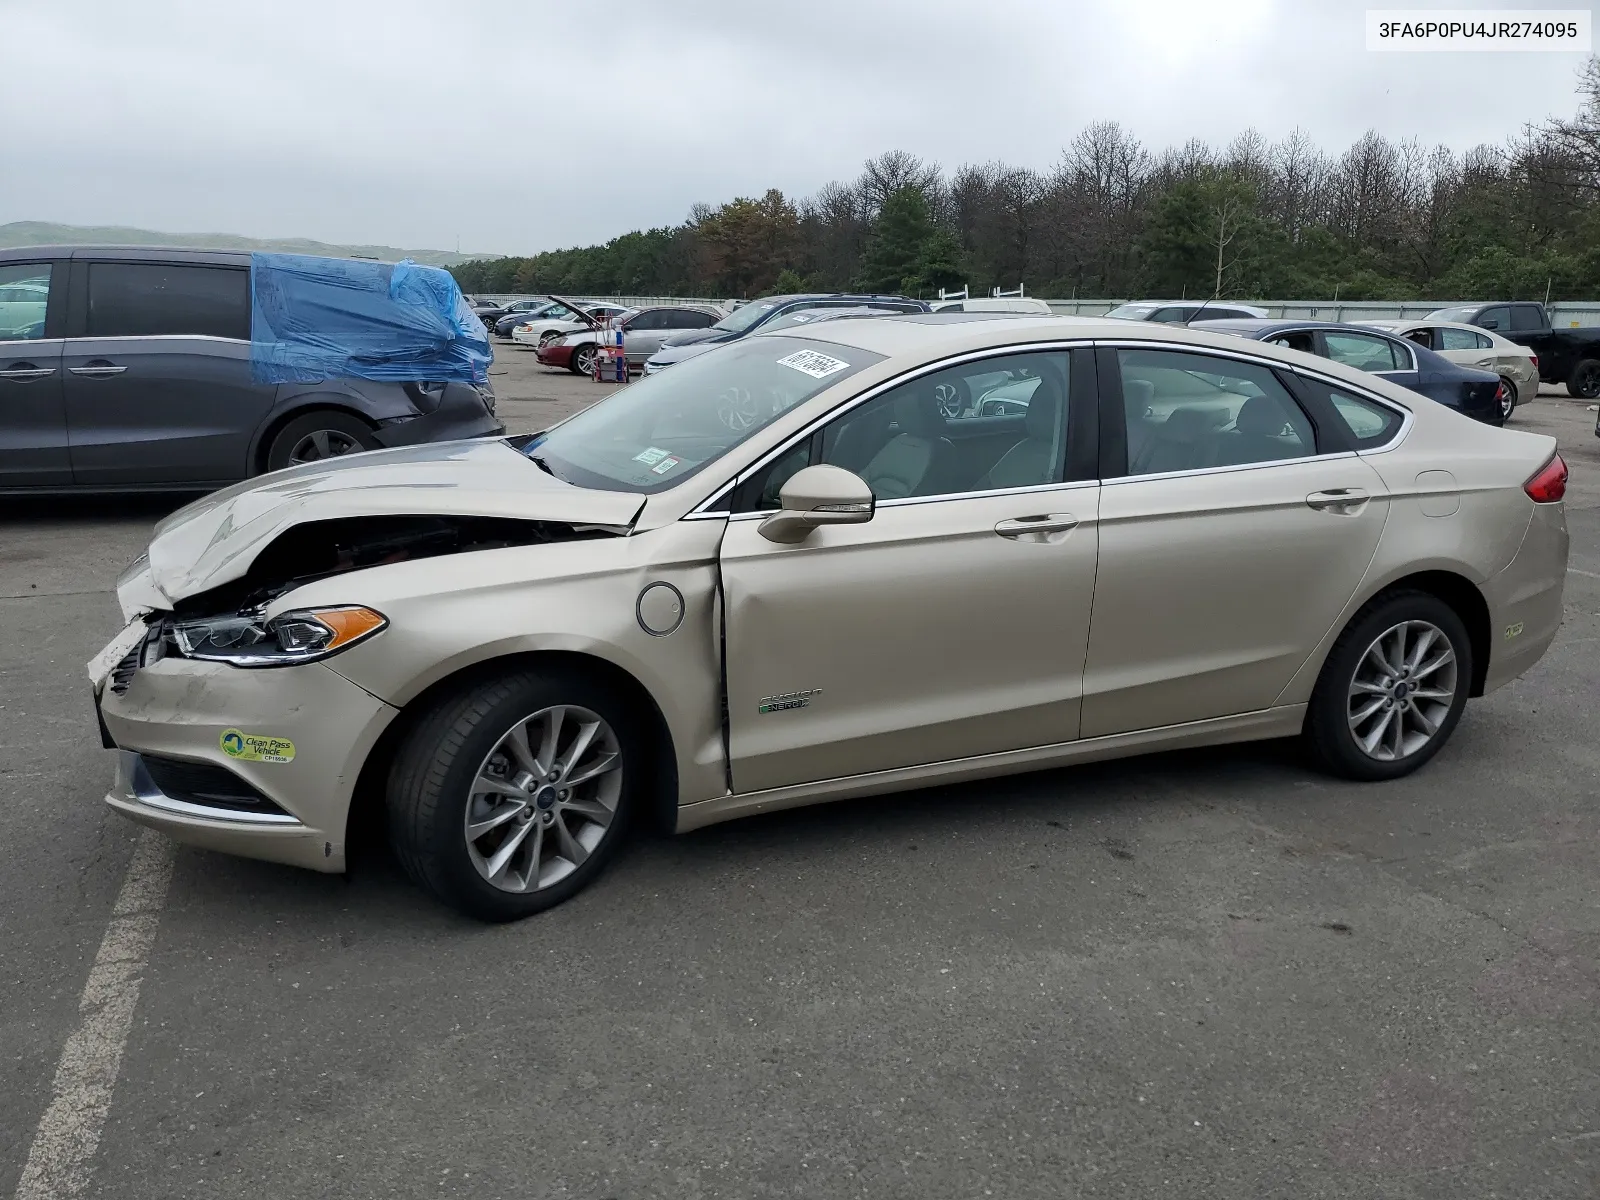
1192,318 -> 1509,424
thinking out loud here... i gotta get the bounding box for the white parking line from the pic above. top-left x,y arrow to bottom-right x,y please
1570,567 -> 1600,580
13,830 -> 174,1200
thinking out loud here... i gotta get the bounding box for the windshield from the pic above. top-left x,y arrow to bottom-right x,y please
523,335 -> 882,493
711,300 -> 781,334
1106,304 -> 1158,319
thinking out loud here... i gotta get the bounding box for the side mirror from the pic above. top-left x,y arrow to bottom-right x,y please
758,465 -> 875,544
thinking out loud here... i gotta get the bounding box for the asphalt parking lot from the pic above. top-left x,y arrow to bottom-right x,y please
2,368 -> 1598,1199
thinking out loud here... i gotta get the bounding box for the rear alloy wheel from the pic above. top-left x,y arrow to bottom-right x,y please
1494,378 -> 1516,424
571,344 -> 598,376
264,410 -> 378,472
1304,591 -> 1471,781
387,667 -> 642,920
1567,358 -> 1600,400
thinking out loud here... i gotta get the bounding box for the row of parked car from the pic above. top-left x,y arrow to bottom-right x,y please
481,286 -> 1555,429
2,245 -> 1588,497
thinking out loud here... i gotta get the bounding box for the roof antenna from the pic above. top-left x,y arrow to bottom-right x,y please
1184,291 -> 1218,326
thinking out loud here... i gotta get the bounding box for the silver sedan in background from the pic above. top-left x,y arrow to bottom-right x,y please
1364,318 -> 1540,420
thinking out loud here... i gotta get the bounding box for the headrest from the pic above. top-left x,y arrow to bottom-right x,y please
1160,407 -> 1216,441
1123,377 -> 1155,414
1024,375 -> 1064,439
893,388 -> 946,438
1235,394 -> 1288,436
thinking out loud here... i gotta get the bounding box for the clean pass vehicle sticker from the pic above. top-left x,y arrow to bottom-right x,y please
776,349 -> 850,379
220,729 -> 296,763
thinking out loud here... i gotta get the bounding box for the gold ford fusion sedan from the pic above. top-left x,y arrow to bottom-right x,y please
91,315 -> 1570,921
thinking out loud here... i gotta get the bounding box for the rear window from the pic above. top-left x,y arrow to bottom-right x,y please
0,263 -> 52,340
86,262 -> 249,339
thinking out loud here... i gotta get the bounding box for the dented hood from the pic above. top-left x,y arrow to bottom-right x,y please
143,439 -> 644,602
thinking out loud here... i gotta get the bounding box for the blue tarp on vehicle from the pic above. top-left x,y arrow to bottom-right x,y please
249,253 -> 490,385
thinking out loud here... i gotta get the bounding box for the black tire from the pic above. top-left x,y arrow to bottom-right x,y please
1497,378 -> 1518,423
386,666 -> 643,921
1303,589 -> 1473,782
571,344 -> 597,376
1567,358 -> 1600,400
264,410 -> 378,472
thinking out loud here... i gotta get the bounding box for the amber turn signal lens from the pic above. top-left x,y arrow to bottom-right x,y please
311,606 -> 389,649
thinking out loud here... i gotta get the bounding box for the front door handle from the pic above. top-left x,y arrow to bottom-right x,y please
0,366 -> 56,381
1306,488 -> 1370,514
68,363 -> 128,378
995,513 -> 1079,538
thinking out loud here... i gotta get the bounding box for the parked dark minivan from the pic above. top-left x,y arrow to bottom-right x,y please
0,246 -> 504,492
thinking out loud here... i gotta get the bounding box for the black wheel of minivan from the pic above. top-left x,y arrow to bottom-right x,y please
386,666 -> 643,921
264,411 -> 378,472
1303,590 -> 1472,782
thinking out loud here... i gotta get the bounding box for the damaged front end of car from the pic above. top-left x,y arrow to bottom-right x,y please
124,513 -> 619,676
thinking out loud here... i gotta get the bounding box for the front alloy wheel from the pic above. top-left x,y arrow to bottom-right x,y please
387,668 -> 641,920
464,705 -> 622,893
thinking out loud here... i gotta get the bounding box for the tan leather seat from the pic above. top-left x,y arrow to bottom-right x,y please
861,390 -> 957,499
979,377 -> 1066,489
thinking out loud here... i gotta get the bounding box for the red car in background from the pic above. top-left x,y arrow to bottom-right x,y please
538,305 -> 723,375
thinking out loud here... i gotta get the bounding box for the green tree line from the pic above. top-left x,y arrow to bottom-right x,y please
453,59 -> 1600,303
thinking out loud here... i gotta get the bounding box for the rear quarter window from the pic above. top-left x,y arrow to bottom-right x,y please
1295,376 -> 1404,449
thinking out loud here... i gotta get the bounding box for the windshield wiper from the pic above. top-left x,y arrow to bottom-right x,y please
527,453 -> 560,480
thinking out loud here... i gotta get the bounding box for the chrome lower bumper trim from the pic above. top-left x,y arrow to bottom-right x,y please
114,750 -> 304,827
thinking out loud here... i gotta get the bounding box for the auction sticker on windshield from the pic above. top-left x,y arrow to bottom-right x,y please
632,447 -> 671,465
776,349 -> 851,379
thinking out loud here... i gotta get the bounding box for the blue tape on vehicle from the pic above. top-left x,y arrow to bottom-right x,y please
249,253 -> 490,385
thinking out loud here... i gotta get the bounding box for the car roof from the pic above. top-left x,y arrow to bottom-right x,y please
1362,318 -> 1516,341
0,244 -> 254,266
1187,317 -> 1404,336
750,312 -> 1268,357
743,292 -> 924,307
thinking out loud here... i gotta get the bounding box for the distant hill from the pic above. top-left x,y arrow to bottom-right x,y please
0,222 -> 499,268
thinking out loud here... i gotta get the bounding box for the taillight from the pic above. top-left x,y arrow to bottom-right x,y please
1528,354 -> 1538,369
1524,453 -> 1568,503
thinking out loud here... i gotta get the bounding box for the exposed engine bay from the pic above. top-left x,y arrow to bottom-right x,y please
171,514 -> 617,618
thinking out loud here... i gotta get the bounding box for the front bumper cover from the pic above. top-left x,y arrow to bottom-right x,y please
98,652 -> 399,873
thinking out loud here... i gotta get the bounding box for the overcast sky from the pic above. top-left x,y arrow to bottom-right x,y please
2,0 -> 1592,256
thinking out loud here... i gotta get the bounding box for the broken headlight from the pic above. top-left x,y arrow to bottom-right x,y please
170,606 -> 387,668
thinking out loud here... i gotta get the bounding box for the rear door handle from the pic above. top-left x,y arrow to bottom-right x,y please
68,364 -> 127,378
1306,488 -> 1369,513
995,513 -> 1079,537
0,366 -> 56,381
